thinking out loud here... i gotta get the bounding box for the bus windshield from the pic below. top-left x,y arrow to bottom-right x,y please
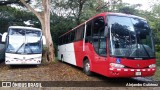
6,29 -> 42,54
108,15 -> 155,59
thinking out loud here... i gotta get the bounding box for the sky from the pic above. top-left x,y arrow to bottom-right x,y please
122,0 -> 152,10
104,0 -> 155,11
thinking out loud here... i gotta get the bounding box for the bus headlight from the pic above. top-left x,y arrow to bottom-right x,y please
110,63 -> 125,68
149,64 -> 156,68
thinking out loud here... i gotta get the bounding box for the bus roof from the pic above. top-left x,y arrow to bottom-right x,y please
107,12 -> 146,20
9,26 -> 41,31
59,12 -> 146,38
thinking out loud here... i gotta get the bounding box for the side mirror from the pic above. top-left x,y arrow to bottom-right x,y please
2,32 -> 7,42
42,36 -> 46,46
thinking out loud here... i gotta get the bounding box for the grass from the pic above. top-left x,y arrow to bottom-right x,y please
153,52 -> 160,80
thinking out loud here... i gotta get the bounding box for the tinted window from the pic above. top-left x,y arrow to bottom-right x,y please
70,31 -> 74,42
0,34 -> 2,43
86,22 -> 92,37
92,17 -> 106,56
108,15 -> 155,58
75,25 -> 84,40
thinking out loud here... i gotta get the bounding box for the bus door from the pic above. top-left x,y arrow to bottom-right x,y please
84,21 -> 96,70
92,17 -> 107,74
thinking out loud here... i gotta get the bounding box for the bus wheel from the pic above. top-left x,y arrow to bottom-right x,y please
61,55 -> 64,62
83,59 -> 92,76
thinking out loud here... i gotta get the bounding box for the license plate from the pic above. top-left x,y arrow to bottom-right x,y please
135,72 -> 141,76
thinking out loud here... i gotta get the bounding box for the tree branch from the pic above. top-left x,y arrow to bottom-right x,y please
19,0 -> 42,21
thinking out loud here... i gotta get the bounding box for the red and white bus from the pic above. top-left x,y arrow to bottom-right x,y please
58,12 -> 156,77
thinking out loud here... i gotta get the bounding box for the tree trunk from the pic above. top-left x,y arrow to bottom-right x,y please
20,0 -> 55,63
41,0 -> 55,62
42,22 -> 55,62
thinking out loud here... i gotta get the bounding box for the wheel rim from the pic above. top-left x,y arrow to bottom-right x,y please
85,62 -> 90,72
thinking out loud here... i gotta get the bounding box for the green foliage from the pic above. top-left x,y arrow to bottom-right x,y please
0,6 -> 39,33
0,0 -> 31,6
50,13 -> 77,56
151,4 -> 160,44
156,52 -> 160,62
118,6 -> 136,14
155,45 -> 160,53
1,0 -> 160,57
52,0 -> 105,25
153,52 -> 160,80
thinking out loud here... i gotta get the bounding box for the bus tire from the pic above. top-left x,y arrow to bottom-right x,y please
83,59 -> 92,76
61,55 -> 64,62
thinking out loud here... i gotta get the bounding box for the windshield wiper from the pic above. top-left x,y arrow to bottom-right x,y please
26,43 -> 33,53
15,43 -> 25,54
137,34 -> 150,58
27,37 -> 42,54
139,40 -> 150,58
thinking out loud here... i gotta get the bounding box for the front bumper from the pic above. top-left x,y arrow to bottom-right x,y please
107,68 -> 156,77
5,59 -> 41,65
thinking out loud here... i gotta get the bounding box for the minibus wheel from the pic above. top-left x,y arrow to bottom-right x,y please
61,55 -> 64,62
83,59 -> 92,76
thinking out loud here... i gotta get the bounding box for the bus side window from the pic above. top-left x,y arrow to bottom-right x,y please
86,22 -> 92,37
70,31 -> 73,42
62,36 -> 64,45
93,17 -> 105,36
68,33 -> 71,43
85,21 -> 92,43
58,37 -> 60,45
99,37 -> 107,56
76,29 -> 80,40
80,25 -> 84,39
92,17 -> 107,56
64,35 -> 66,44
75,25 -> 84,41
0,34 -> 2,43
66,34 -> 69,44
